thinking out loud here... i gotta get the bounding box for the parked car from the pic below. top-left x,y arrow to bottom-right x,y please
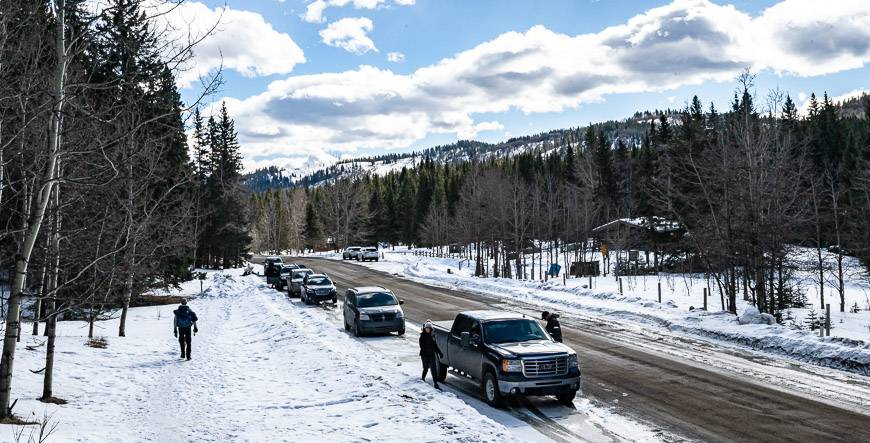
287,268 -> 313,297
276,264 -> 301,290
343,246 -> 362,260
264,257 -> 283,287
301,274 -> 338,305
431,310 -> 581,407
359,247 -> 379,262
342,287 -> 405,337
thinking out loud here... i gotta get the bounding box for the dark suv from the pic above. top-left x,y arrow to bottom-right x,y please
301,274 -> 337,305
342,287 -> 405,337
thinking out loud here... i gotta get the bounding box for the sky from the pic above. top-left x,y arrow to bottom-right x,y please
161,0 -> 870,172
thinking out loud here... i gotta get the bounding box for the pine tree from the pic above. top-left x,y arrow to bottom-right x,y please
303,199 -> 323,250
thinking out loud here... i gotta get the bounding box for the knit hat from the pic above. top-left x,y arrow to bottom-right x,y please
423,320 -> 433,330
181,299 -> 188,305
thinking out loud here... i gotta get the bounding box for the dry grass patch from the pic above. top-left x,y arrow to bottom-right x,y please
85,337 -> 108,349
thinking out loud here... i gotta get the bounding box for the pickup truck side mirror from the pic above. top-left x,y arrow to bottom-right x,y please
399,299 -> 405,305
460,331 -> 470,348
470,334 -> 481,347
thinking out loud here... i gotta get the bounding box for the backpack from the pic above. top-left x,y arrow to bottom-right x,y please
175,306 -> 196,328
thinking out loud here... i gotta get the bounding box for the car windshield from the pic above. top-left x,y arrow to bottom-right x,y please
292,270 -> 312,280
280,266 -> 296,274
364,248 -> 377,252
356,292 -> 397,308
306,277 -> 331,286
483,320 -> 550,344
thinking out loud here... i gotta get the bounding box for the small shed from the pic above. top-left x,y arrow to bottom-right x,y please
592,216 -> 685,273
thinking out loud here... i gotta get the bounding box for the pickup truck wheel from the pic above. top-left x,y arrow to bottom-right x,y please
344,319 -> 350,331
353,319 -> 361,337
436,360 -> 448,382
397,327 -> 405,336
556,389 -> 577,406
482,372 -> 504,408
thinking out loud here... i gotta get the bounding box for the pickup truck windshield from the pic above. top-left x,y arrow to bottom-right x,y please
356,292 -> 397,308
306,277 -> 331,286
484,320 -> 549,344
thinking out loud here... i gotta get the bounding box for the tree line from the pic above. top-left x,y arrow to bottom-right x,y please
251,73 -> 870,322
0,0 -> 248,420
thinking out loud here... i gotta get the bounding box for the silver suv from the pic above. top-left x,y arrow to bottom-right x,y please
287,268 -> 313,297
343,287 -> 405,337
359,247 -> 379,262
343,246 -> 361,260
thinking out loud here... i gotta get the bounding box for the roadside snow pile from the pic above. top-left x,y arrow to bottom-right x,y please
330,252 -> 870,376
737,306 -> 776,325
9,267 -> 517,442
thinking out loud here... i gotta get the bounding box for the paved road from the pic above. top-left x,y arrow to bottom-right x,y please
288,257 -> 870,442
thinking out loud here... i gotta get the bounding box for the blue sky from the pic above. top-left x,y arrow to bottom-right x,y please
171,0 -> 870,170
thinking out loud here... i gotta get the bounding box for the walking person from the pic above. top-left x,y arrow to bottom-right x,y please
542,311 -> 562,342
173,299 -> 199,360
419,320 -> 444,390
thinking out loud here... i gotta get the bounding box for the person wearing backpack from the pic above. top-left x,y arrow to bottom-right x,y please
173,300 -> 199,360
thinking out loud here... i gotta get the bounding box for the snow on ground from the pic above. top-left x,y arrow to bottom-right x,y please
6,267 -> 664,442
316,250 -> 870,375
6,268 -> 516,442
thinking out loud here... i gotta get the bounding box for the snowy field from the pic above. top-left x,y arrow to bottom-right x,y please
314,249 -> 870,375
6,267 -> 662,442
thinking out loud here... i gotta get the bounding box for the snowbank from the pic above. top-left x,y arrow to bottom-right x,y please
8,268 -> 518,442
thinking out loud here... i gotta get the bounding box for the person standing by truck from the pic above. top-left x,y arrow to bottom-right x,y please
541,311 -> 562,342
419,320 -> 444,390
174,300 -> 199,360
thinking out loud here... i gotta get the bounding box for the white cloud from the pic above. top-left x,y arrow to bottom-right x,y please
303,0 -> 411,23
320,17 -> 378,54
227,0 -> 870,166
145,2 -> 305,88
387,52 -> 405,63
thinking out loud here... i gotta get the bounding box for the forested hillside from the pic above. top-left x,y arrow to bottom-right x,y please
244,110 -> 676,191
249,76 -> 870,320
0,0 -> 249,419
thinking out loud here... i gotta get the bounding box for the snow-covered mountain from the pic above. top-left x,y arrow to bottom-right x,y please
244,112 -> 663,191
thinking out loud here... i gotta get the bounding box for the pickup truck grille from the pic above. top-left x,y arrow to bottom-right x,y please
368,313 -> 396,321
522,356 -> 568,378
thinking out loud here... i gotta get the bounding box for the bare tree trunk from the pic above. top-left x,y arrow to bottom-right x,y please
0,0 -> 66,417
118,248 -> 135,337
41,174 -> 61,401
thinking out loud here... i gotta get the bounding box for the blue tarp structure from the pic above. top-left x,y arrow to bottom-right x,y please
548,263 -> 561,277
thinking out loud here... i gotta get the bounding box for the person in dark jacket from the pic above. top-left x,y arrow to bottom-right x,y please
419,320 -> 444,390
173,300 -> 199,360
542,311 -> 562,342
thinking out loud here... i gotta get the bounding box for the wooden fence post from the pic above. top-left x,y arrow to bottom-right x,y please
703,287 -> 708,310
657,282 -> 662,303
825,304 -> 831,337
618,278 -> 623,295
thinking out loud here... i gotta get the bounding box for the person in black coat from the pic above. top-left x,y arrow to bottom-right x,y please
542,311 -> 562,343
419,320 -> 444,390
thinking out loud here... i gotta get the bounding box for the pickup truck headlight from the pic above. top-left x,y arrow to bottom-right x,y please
501,359 -> 522,373
359,313 -> 371,321
568,354 -> 579,369
395,311 -> 404,319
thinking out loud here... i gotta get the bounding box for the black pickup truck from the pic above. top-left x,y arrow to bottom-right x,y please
432,310 -> 581,407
